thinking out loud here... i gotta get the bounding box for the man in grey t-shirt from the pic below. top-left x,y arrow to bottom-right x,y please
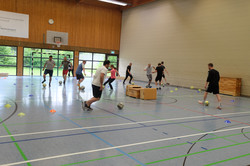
42,56 -> 55,87
144,64 -> 154,88
59,57 -> 72,85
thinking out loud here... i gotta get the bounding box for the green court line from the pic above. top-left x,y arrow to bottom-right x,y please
1,119 -> 31,166
60,131 -> 250,166
2,113 -> 145,127
144,113 -> 238,143
204,153 -> 250,166
142,141 -> 250,165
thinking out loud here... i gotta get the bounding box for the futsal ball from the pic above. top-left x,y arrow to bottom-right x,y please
59,81 -> 62,86
117,102 -> 124,110
80,86 -> 85,90
205,101 -> 209,106
43,83 -> 46,88
131,82 -> 135,85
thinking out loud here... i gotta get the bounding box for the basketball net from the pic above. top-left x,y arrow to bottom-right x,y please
56,41 -> 61,48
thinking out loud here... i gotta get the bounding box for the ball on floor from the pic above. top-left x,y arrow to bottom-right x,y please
205,101 -> 209,106
117,102 -> 124,110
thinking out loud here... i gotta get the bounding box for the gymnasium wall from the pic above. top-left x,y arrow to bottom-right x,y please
119,0 -> 250,96
0,0 -> 122,51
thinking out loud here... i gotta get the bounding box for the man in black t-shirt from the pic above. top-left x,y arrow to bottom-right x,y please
199,63 -> 222,110
123,63 -> 133,84
153,63 -> 164,90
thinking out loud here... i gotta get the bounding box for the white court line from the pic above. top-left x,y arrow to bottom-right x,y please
0,111 -> 249,139
1,125 -> 250,166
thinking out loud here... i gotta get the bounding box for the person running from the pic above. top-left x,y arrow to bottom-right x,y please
59,57 -> 72,85
68,62 -> 74,77
199,63 -> 222,110
42,56 -> 55,87
83,60 -> 110,110
103,65 -> 120,90
123,63 -> 133,84
161,61 -> 169,86
153,63 -> 164,90
75,60 -> 86,90
144,64 -> 155,88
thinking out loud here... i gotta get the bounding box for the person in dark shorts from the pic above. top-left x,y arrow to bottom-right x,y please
103,65 -> 120,90
75,60 -> 86,90
123,63 -> 133,84
153,63 -> 164,90
83,60 -> 110,110
199,63 -> 222,110
42,56 -> 55,87
161,61 -> 169,86
68,62 -> 74,77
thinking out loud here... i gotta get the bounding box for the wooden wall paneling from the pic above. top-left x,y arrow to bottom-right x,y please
17,46 -> 23,76
0,0 -> 122,50
74,50 -> 79,77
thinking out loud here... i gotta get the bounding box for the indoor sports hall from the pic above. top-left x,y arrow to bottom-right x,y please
0,0 -> 249,166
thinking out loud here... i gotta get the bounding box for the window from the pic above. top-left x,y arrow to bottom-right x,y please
23,48 -> 74,76
0,46 -> 17,75
78,52 -> 119,77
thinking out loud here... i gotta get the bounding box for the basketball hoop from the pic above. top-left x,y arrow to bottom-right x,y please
56,41 -> 61,48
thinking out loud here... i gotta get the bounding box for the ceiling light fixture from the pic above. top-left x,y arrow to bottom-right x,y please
98,0 -> 128,6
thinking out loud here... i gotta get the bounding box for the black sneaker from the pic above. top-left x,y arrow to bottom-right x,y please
49,83 -> 51,87
84,101 -> 93,111
159,87 -> 161,90
63,80 -> 65,85
157,88 -> 159,90
42,80 -> 46,84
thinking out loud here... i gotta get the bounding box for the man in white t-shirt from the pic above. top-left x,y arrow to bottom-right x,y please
83,60 -> 110,110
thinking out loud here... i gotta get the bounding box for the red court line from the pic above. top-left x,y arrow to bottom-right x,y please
164,104 -> 250,126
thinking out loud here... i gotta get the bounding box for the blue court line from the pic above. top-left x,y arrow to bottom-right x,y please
43,105 -> 145,166
95,106 -> 147,127
0,114 -> 249,145
57,114 -> 146,166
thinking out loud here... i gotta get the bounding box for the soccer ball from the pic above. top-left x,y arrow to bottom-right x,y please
131,82 -> 135,85
205,101 -> 209,106
59,81 -> 62,86
43,83 -> 46,88
80,86 -> 85,90
117,102 -> 124,110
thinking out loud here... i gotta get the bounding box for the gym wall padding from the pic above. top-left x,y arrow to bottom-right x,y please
119,0 -> 250,96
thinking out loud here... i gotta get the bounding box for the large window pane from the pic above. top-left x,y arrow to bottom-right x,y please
0,57 -> 16,66
79,61 -> 92,68
0,46 -> 16,55
0,66 -> 16,75
0,46 -> 17,75
24,48 -> 41,57
59,50 -> 74,60
108,56 -> 117,63
79,52 -> 92,60
93,61 -> 104,69
93,53 -> 105,61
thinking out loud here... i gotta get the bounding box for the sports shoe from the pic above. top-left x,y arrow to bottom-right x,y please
157,88 -> 159,90
159,87 -> 161,90
84,101 -> 93,111
42,80 -> 46,83
217,106 -> 222,110
49,83 -> 51,87
63,80 -> 65,85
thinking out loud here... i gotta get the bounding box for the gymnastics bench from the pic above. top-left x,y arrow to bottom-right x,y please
0,73 -> 8,77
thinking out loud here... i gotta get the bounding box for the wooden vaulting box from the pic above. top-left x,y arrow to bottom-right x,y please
219,77 -> 241,96
140,88 -> 157,100
126,85 -> 157,100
